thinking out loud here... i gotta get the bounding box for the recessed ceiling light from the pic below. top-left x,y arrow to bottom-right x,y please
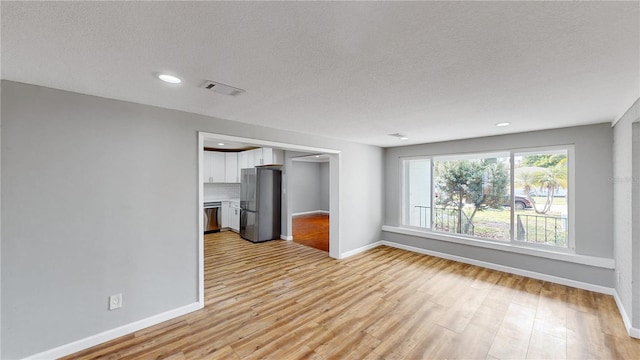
315,155 -> 320,158
496,122 -> 511,127
217,143 -> 225,146
399,137 -> 409,140
157,73 -> 182,84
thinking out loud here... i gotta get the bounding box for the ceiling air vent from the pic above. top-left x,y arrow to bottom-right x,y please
389,133 -> 409,140
200,80 -> 245,96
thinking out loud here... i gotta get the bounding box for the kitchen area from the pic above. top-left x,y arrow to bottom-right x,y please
203,141 -> 284,238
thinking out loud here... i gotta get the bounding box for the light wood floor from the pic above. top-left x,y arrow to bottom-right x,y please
293,213 -> 329,252
64,232 -> 640,359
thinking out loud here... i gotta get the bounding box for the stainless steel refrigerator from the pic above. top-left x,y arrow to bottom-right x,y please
240,167 -> 282,243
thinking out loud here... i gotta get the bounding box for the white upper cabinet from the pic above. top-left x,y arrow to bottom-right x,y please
232,147 -> 284,182
238,150 -> 251,179
203,151 -> 223,183
204,148 -> 284,184
203,150 -> 239,183
243,147 -> 284,167
225,153 -> 238,183
210,152 -> 225,183
269,148 -> 284,165
203,151 -> 213,183
261,148 -> 273,165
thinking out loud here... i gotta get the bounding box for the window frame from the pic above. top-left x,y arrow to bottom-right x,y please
399,145 -> 575,253
400,156 -> 433,231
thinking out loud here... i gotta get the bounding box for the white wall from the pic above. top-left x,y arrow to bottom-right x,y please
203,183 -> 240,201
383,124 -> 614,287
613,98 -> 640,333
0,81 -> 383,359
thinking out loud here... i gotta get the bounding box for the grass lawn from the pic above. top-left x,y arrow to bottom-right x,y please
454,204 -> 568,246
530,196 -> 567,206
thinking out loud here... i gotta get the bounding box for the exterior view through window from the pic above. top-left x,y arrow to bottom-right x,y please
401,148 -> 570,249
434,152 -> 511,240
513,149 -> 569,247
402,158 -> 431,228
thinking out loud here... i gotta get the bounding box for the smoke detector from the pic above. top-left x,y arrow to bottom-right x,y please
200,80 -> 245,96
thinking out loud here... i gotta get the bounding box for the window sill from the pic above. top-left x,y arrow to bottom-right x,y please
381,225 -> 614,269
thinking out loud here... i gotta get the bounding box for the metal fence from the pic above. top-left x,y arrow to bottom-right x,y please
433,206 -> 475,236
414,205 -> 431,228
516,213 -> 567,247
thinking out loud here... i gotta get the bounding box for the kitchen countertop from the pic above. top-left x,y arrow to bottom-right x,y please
204,198 -> 240,204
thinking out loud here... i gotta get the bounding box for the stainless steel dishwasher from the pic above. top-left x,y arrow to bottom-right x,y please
203,202 -> 222,233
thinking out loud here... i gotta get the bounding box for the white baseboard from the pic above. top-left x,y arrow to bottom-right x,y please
292,210 -> 329,216
613,290 -> 640,338
23,302 -> 202,360
280,234 -> 293,241
379,240 -> 615,295
339,241 -> 382,259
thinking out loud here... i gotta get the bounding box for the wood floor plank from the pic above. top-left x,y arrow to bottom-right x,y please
62,232 -> 640,360
449,323 -> 497,359
400,324 -> 458,360
566,307 -> 608,358
526,331 -> 567,360
292,213 -> 329,252
487,302 -> 536,360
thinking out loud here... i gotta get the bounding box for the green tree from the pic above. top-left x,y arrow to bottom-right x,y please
435,159 -> 509,233
520,154 -> 566,168
515,161 -> 567,214
535,163 -> 567,213
515,169 -> 540,211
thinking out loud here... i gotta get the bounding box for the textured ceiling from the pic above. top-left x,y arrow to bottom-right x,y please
2,1 -> 639,147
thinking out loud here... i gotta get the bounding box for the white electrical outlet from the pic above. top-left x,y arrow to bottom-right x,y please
109,293 -> 122,310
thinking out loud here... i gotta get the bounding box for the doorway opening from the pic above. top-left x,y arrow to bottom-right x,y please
196,132 -> 341,306
290,154 -> 330,252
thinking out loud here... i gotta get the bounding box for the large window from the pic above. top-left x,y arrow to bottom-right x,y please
401,147 -> 571,250
402,158 -> 431,228
513,149 -> 569,247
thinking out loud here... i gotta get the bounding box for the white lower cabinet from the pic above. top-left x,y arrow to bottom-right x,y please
221,201 -> 239,231
230,202 -> 240,232
221,201 -> 230,228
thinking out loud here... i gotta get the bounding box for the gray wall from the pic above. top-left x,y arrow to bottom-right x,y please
290,161 -> 322,214
289,160 -> 330,214
0,78 -> 3,357
383,231 -> 613,286
383,124 -> 614,286
612,98 -> 640,332
320,162 -> 330,211
0,81 -> 383,359
613,98 -> 640,329
633,122 -> 640,327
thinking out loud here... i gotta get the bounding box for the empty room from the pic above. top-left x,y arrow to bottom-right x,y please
2,1 -> 640,359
